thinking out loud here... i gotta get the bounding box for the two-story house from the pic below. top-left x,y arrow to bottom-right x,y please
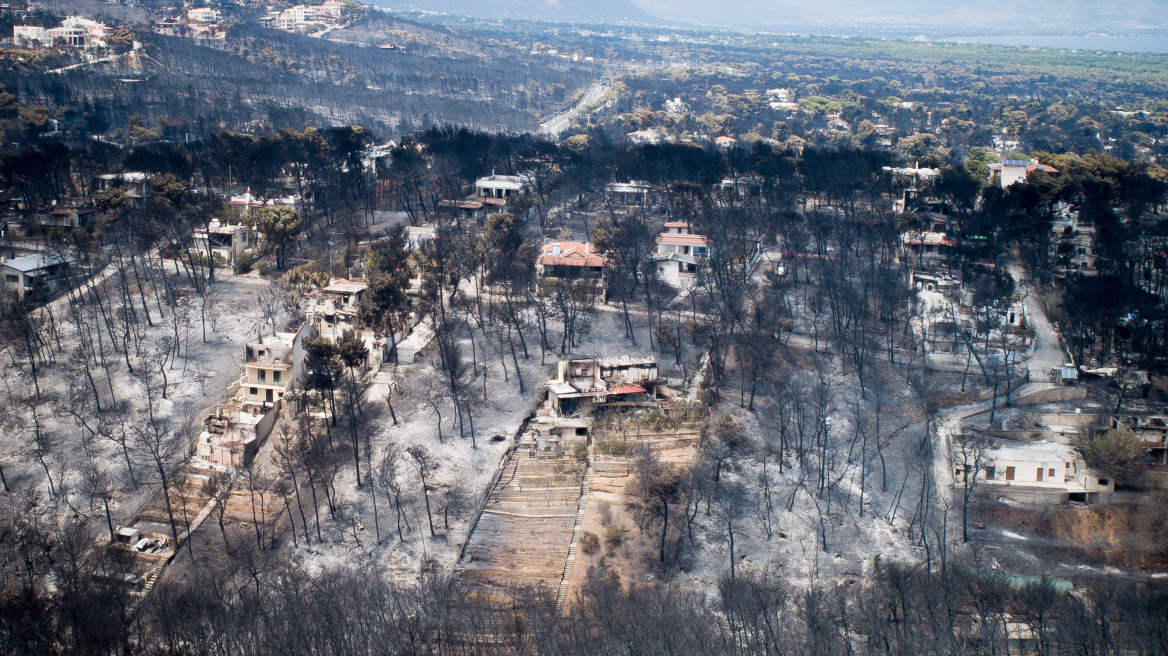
192,220 -> 254,269
653,222 -> 710,288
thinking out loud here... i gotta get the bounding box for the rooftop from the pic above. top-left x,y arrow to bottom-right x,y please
539,241 -> 608,268
1,253 -> 71,273
657,233 -> 710,246
323,278 -> 368,294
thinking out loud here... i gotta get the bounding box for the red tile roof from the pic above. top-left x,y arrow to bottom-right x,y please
539,241 -> 608,268
657,233 -> 710,246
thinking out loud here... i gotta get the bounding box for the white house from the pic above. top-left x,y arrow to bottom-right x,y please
626,129 -> 664,145
404,224 -> 437,251
958,441 -> 1114,504
653,222 -> 710,288
227,191 -> 302,217
186,7 -> 221,23
605,181 -> 654,206
13,26 -> 53,48
714,136 -> 739,149
97,172 -> 150,199
474,173 -> 528,200
989,159 -> 1059,189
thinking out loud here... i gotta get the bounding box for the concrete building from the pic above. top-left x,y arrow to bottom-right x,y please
192,220 -> 253,269
901,230 -> 956,267
226,192 -> 301,217
239,322 -> 316,410
304,279 -> 368,341
475,173 -> 529,200
546,355 -> 662,417
960,441 -> 1114,504
989,158 -> 1059,189
1,253 -> 72,302
186,7 -> 221,23
653,222 -> 710,288
96,172 -> 150,199
605,181 -> 656,206
303,279 -> 390,370
35,205 -> 99,229
13,25 -> 53,48
404,224 -> 437,251
195,401 -> 278,467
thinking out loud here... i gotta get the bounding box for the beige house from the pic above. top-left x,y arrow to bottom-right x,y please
303,278 -> 389,370
959,441 -> 1114,504
239,322 -> 316,410
546,356 -> 662,417
192,220 -> 253,269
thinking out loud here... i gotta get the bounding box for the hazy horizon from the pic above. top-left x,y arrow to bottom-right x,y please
376,0 -> 1168,39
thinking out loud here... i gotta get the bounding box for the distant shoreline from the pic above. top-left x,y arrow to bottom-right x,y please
941,35 -> 1168,54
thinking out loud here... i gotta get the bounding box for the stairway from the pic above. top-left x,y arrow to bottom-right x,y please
555,460 -> 593,613
459,431 -> 588,597
372,363 -> 395,385
128,556 -> 169,616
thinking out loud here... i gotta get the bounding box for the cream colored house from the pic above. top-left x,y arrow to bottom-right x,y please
959,441 -> 1114,504
239,322 -> 316,410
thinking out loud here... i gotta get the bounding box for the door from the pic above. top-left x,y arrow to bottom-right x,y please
266,389 -> 273,403
1036,467 -> 1044,482
1005,466 -> 1015,481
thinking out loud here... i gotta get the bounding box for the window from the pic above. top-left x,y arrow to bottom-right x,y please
1048,468 -> 1055,477
250,387 -> 257,395
273,371 -> 281,383
1098,478 -> 1109,486
1005,466 -> 1015,481
258,370 -> 266,382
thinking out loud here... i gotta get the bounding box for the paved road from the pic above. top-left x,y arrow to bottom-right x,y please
1007,260 -> 1065,377
540,83 -> 607,137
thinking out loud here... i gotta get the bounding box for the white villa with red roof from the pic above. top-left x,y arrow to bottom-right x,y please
653,221 -> 710,288
537,240 -> 608,299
